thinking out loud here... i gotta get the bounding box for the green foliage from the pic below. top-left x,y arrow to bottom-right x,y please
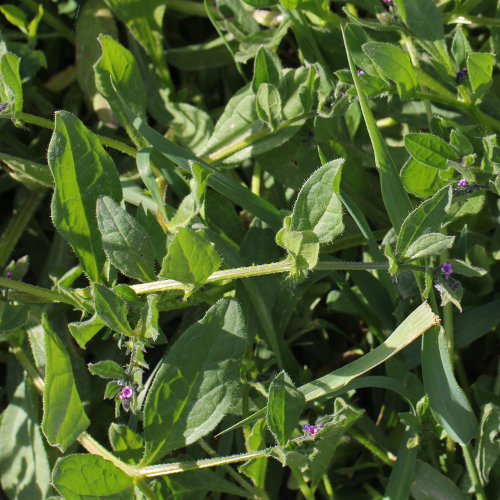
1,2 -> 499,499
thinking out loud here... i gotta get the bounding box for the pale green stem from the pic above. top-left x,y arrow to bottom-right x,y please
290,466 -> 315,500
0,188 -> 47,267
350,427 -> 395,467
444,13 -> 500,27
461,443 -> 486,500
17,112 -> 137,157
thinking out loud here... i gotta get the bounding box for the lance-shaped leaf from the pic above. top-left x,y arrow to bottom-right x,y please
395,187 -> 451,259
48,111 -> 122,283
142,298 -> 246,465
252,46 -> 285,97
93,283 -> 134,336
68,313 -> 106,349
160,227 -> 221,296
467,52 -> 495,97
256,83 -> 282,132
52,454 -> 134,499
404,233 -> 455,261
289,158 -> 344,243
97,196 -> 155,282
0,51 -> 22,119
405,133 -> 458,170
267,371 -> 305,446
88,360 -> 126,380
42,316 -> 90,451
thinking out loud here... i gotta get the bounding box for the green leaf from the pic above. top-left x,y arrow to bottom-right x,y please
256,83 -> 282,132
289,158 -> 344,243
94,35 -> 147,148
93,283 -> 134,336
403,232 -> 455,261
103,0 -> 172,89
252,46 -> 284,96
401,158 -> 453,198
142,298 -> 246,464
405,133 -> 459,170
109,423 -> 144,465
159,227 -> 221,296
0,379 -> 51,500
88,360 -> 126,380
475,403 -> 500,485
448,259 -> 486,278
48,111 -> 122,283
267,371 -> 306,446
467,52 -> 495,98
393,0 -> 444,43
422,327 -> 477,444
385,429 -> 417,500
343,26 -> 412,232
68,313 -> 106,349
0,152 -> 53,189
411,460 -> 468,500
362,42 -> 418,100
42,316 -> 90,451
96,196 -> 156,282
51,454 -> 134,499
0,51 -> 22,119
452,28 -> 472,69
0,5 -> 28,33
395,187 -> 451,259
0,302 -> 28,331
137,294 -> 161,341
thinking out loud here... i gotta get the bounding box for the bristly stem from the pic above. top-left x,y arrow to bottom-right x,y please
462,443 -> 486,500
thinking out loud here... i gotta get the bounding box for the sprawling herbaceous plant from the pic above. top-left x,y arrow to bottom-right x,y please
0,0 -> 499,498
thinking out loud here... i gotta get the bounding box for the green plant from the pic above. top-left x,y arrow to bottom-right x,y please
0,1 -> 499,499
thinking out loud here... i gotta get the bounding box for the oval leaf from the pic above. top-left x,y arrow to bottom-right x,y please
405,133 -> 458,170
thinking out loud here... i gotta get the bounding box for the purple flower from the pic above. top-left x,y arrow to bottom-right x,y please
441,262 -> 453,275
6,271 -> 12,278
458,179 -> 468,187
462,67 -> 468,73
357,70 -> 365,75
383,0 -> 391,3
119,385 -> 133,400
340,91 -> 346,97
302,424 -> 319,436
466,188 -> 471,193
117,380 -> 124,386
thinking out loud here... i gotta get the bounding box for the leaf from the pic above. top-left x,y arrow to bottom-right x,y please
422,326 -> 477,444
405,133 -> 459,170
142,298 -> 246,465
256,83 -> 282,132
96,196 -> 156,282
109,423 -> 144,465
159,227 -> 221,296
68,313 -> 106,349
475,403 -> 500,485
51,454 -> 134,499
93,283 -> 134,336
88,360 -> 126,380
362,42 -> 418,100
48,111 -> 122,283
289,158 -> 344,243
0,302 -> 28,331
448,259 -> 486,278
452,28 -> 472,69
252,46 -> 285,96
0,5 -> 28,33
267,371 -> 306,446
467,52 -> 495,98
393,0 -> 444,43
0,152 -> 53,189
395,187 -> 451,259
403,232 -> 455,261
411,460 -> 468,500
42,316 -> 90,452
401,158 -> 452,198
94,35 -> 147,147
103,0 -> 172,89
0,379 -> 51,500
0,51 -> 22,119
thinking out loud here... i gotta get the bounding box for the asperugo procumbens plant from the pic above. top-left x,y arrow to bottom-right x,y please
0,0 -> 499,498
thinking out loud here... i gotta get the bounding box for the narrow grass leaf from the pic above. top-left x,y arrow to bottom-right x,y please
267,371 -> 306,446
142,298 -> 246,465
385,429 -> 417,500
96,196 -> 156,282
411,460 -> 468,500
422,327 -> 477,444
48,111 -> 122,283
93,283 -> 134,336
42,316 -> 90,451
405,133 -> 458,170
343,26 -> 412,232
362,42 -> 418,100
395,186 -> 451,259
51,454 -> 134,499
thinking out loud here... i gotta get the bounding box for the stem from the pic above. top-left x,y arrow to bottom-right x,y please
17,112 -> 137,157
138,449 -> 270,477
166,0 -> 220,18
0,188 -> 47,267
0,276 -> 79,306
349,427 -> 395,467
9,345 -> 45,394
461,443 -> 486,500
290,466 -> 315,500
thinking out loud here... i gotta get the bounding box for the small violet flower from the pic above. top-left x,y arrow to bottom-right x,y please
303,424 -> 319,436
458,178 -> 468,187
383,0 -> 392,3
119,385 -> 133,400
117,380 -> 124,386
441,262 -> 453,275
357,70 -> 365,75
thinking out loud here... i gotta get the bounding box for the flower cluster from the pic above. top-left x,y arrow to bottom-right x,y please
441,262 -> 453,280
119,385 -> 133,400
456,67 -> 468,82
302,424 -> 320,436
